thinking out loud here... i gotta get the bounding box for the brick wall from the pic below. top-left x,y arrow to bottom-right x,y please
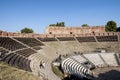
45,26 -> 105,34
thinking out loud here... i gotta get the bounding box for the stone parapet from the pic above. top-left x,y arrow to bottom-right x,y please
0,30 -> 119,38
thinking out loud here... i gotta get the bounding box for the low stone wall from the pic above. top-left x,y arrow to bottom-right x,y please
0,30 -> 119,38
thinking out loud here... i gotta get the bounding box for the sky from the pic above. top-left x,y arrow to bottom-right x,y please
0,0 -> 120,34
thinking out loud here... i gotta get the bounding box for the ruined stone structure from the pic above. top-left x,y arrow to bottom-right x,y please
0,29 -> 118,38
0,29 -> 120,80
45,26 -> 105,34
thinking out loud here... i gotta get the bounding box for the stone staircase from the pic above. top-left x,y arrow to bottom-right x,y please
28,51 -> 61,80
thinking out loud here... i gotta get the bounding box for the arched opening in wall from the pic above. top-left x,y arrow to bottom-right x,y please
70,32 -> 73,34
49,32 -> 52,34
7,33 -> 8,36
92,31 -> 95,35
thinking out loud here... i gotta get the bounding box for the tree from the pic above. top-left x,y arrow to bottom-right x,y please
56,22 -> 59,26
81,24 -> 89,27
21,27 -> 34,33
60,22 -> 65,27
49,22 -> 65,27
105,20 -> 117,32
49,24 -> 56,26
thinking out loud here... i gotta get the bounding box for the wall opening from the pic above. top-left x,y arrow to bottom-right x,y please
70,32 -> 73,34
49,32 -> 52,34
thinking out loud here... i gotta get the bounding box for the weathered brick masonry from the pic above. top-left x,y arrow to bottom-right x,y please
45,26 -> 105,34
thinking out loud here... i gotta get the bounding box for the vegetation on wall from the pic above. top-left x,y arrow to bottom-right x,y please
21,27 -> 34,33
81,24 -> 89,27
49,22 -> 65,27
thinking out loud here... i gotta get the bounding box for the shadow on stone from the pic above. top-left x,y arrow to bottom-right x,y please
95,70 -> 120,80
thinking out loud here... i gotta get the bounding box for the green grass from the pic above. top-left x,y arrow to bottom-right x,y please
0,62 -> 40,80
52,65 -> 64,79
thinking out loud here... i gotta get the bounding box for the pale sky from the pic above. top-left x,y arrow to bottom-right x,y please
0,0 -> 120,33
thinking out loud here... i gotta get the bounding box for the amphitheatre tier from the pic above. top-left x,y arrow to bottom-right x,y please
0,30 -> 120,80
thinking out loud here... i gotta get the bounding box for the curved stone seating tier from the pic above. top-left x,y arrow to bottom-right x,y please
0,47 -> 9,59
0,49 -> 8,54
44,41 -> 63,54
100,53 -> 119,66
26,59 -> 32,72
33,46 -> 42,50
29,51 -> 50,63
9,54 -> 19,66
56,41 -> 82,53
71,53 -> 119,68
0,37 -> 26,51
23,58 -> 28,70
18,57 -> 25,69
2,53 -> 16,64
15,48 -> 37,57
72,55 -> 87,63
83,53 -> 105,66
37,36 -> 107,42
36,46 -> 58,60
4,53 -> 16,64
0,47 -> 9,54
17,56 -> 32,72
36,54 -> 49,64
14,37 -> 44,47
28,53 -> 61,80
28,53 -> 49,73
28,53 -> 44,69
14,56 -> 23,67
76,37 -> 96,42
96,35 -> 118,42
43,41 -> 117,57
28,53 -> 49,65
2,53 -> 32,72
38,37 -> 57,42
57,37 -> 75,41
